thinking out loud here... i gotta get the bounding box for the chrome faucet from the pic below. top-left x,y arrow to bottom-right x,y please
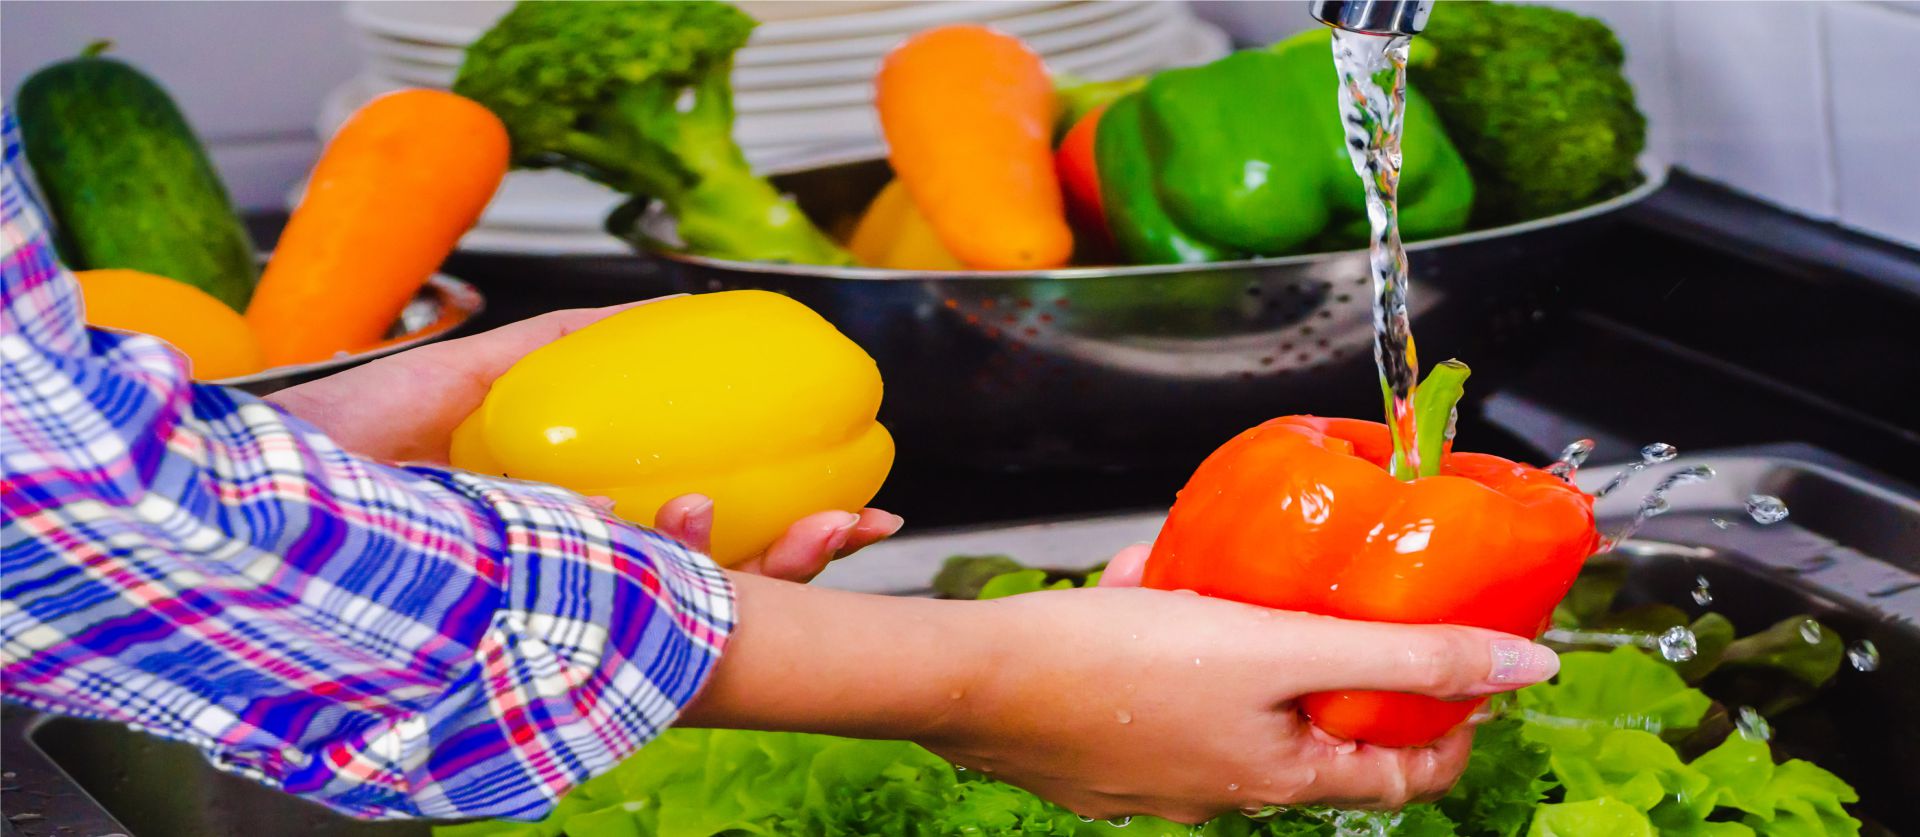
1307,0 -> 1433,37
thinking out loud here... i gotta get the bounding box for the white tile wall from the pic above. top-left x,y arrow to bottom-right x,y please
1823,2 -> 1920,248
2,0 -> 1916,249
1668,1 -> 1838,221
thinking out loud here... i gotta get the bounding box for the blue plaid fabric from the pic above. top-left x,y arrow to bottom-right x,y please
0,104 -> 733,821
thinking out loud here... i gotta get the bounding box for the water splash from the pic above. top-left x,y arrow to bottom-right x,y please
1544,625 -> 1698,663
1735,706 -> 1773,741
1657,625 -> 1699,662
1547,439 -> 1597,480
1332,29 -> 1422,478
1605,465 -> 1715,548
1691,576 -> 1714,606
1746,494 -> 1790,524
1847,640 -> 1881,672
1593,442 -> 1681,499
1798,620 -> 1823,644
1710,517 -> 1736,530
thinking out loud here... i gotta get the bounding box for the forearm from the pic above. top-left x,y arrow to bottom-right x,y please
679,571 -> 998,743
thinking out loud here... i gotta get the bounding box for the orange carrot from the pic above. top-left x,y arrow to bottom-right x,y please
875,25 -> 1071,271
248,89 -> 508,366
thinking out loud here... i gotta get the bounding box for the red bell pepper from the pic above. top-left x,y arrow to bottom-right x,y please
1141,412 -> 1598,748
1055,102 -> 1113,256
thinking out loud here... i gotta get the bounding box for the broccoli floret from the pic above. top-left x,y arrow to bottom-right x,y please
454,0 -> 852,265
1416,1 -> 1647,225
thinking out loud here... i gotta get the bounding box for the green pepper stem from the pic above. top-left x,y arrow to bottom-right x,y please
82,40 -> 113,58
1412,360 -> 1471,478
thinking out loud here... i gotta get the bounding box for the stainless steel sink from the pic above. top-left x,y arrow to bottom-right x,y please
5,446 -> 1915,836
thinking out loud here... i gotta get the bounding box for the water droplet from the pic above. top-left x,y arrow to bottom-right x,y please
1657,625 -> 1698,662
1115,709 -> 1132,724
1547,439 -> 1596,479
1107,816 -> 1133,827
1593,462 -> 1646,499
1669,465 -> 1716,486
1691,577 -> 1714,606
1227,783 -> 1240,791
1847,640 -> 1881,672
954,765 -> 966,772
1641,442 -> 1678,463
1710,517 -> 1735,530
1194,657 -> 1203,666
1746,494 -> 1790,524
1078,815 -> 1096,824
949,689 -> 964,700
1735,706 -> 1772,741
1798,620 -> 1823,644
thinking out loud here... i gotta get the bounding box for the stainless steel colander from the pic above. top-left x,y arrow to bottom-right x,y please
625,155 -> 1667,470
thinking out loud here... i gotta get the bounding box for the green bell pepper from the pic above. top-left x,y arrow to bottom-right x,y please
1099,30 -> 1475,264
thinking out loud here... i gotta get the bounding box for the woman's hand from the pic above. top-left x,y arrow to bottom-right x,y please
268,303 -> 902,575
652,494 -> 901,582
682,573 -> 1559,824
933,586 -> 1553,822
268,302 -> 662,464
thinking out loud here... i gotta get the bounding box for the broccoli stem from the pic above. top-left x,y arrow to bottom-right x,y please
569,83 -> 853,266
673,168 -> 854,265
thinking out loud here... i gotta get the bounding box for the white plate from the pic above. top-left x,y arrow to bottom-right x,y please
344,0 -> 1070,48
347,0 -> 1140,68
355,1 -> 1163,94
730,0 -> 1125,65
344,1 -> 511,45
731,0 -> 1164,90
457,224 -> 630,256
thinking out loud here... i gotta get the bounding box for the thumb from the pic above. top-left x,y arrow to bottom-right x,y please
1097,543 -> 1152,588
1273,614 -> 1559,699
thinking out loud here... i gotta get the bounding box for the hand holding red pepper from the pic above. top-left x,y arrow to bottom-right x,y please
1143,366 -> 1598,748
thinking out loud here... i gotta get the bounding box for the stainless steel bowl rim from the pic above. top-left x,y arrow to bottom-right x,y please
644,157 -> 1670,280
210,273 -> 482,387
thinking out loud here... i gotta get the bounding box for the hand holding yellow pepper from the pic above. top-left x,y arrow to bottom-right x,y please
450,290 -> 895,565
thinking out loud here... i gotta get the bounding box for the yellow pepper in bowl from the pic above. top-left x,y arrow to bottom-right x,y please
450,290 -> 895,565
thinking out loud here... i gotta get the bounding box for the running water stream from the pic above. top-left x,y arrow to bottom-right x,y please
1333,29 -> 1423,477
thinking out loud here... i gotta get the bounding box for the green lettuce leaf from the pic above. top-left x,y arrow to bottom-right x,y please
1439,718 -> 1556,837
934,556 -> 1028,600
977,569 -> 1076,599
1518,647 -> 1712,736
1526,798 -> 1655,837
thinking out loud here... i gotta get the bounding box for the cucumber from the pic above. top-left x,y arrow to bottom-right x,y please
17,42 -> 258,310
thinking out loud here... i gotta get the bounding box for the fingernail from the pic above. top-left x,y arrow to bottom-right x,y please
686,497 -> 714,543
1486,640 -> 1559,688
876,512 -> 906,536
825,512 -> 861,552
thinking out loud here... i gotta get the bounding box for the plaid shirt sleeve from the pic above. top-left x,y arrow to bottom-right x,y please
0,106 -> 733,821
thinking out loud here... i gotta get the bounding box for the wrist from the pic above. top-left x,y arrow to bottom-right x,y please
678,573 -> 1001,745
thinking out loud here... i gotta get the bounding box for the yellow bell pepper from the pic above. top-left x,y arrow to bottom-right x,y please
450,290 -> 895,565
847,180 -> 967,271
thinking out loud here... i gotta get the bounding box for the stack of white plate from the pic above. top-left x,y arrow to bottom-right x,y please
324,1 -> 1232,255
